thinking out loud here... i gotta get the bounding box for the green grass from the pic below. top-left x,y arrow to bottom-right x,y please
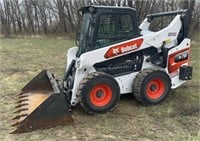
0,37 -> 199,141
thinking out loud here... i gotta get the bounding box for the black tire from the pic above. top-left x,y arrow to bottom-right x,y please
133,69 -> 171,105
78,72 -> 120,114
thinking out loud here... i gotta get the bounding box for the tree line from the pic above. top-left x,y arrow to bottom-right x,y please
0,0 -> 199,37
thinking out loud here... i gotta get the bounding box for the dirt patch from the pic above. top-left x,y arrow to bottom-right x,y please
169,106 -> 200,117
182,84 -> 200,91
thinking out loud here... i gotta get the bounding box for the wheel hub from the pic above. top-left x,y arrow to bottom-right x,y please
150,84 -> 157,91
96,90 -> 104,98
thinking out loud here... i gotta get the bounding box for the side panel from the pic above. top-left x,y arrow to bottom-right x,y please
167,38 -> 191,89
168,48 -> 190,74
94,51 -> 144,76
115,72 -> 138,94
66,47 -> 78,70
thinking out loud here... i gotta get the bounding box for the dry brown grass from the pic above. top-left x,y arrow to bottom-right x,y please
0,38 -> 199,141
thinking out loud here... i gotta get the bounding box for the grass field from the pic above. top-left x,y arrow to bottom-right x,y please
0,37 -> 199,141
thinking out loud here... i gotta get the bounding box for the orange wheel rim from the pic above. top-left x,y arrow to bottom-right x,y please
90,84 -> 112,107
146,78 -> 165,99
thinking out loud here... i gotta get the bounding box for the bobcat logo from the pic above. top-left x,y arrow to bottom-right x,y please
112,48 -> 120,55
105,38 -> 143,59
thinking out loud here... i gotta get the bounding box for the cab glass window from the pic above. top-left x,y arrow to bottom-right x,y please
95,13 -> 134,48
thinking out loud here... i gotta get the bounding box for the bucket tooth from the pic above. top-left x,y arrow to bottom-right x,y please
18,92 -> 26,96
11,122 -> 20,127
14,108 -> 28,114
15,103 -> 28,109
18,93 -> 23,96
18,95 -> 28,99
16,99 -> 29,104
12,114 -> 28,120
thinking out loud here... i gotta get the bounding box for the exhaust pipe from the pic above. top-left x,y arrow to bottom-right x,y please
11,70 -> 73,133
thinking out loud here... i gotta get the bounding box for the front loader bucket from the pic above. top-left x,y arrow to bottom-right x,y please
11,70 -> 73,133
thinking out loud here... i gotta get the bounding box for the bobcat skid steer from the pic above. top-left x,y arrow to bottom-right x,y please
11,6 -> 193,133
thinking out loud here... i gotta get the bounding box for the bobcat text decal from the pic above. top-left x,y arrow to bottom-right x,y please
104,38 -> 143,59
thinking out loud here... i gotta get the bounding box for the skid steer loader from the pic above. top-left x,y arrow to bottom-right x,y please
11,6 -> 193,133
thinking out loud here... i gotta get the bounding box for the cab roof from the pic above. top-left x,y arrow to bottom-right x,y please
79,5 -> 136,14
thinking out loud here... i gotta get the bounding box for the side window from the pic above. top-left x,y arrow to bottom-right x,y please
95,13 -> 134,48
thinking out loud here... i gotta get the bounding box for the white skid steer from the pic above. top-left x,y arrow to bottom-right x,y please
12,6 -> 193,133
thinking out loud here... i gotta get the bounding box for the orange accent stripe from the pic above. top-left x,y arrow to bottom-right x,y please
168,48 -> 190,73
104,38 -> 143,59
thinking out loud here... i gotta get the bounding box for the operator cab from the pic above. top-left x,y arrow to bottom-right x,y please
76,6 -> 140,57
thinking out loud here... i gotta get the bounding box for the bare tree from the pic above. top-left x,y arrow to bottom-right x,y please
14,0 -> 23,33
0,0 -> 12,37
24,0 -> 35,34
0,0 -> 199,37
57,0 -> 67,33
